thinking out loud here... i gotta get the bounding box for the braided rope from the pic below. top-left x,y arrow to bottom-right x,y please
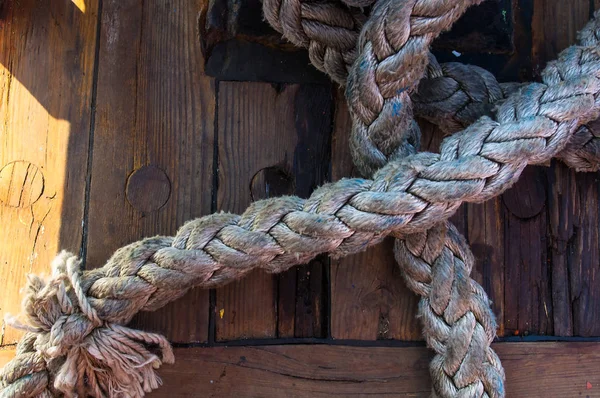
395,223 -> 504,397
2,4 -> 600,398
263,0 -> 600,172
339,1 -> 505,395
263,9 -> 598,393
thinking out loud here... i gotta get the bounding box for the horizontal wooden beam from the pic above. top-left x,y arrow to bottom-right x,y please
1,343 -> 598,396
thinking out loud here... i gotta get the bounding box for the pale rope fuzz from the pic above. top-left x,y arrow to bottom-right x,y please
3,6 -> 600,398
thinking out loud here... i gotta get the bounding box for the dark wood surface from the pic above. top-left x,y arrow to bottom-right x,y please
1,0 -> 600,395
3,342 -> 599,397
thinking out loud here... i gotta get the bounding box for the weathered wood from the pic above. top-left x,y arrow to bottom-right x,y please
86,0 -> 214,343
2,342 -> 600,396
0,0 -> 98,346
201,0 -> 330,84
467,199 -> 506,336
146,342 -> 598,397
530,0 -> 590,74
501,166 -> 552,337
216,82 -> 331,341
565,170 -> 600,337
532,0 -> 600,337
330,92 -> 421,341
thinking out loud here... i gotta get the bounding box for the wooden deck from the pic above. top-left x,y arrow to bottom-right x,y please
0,0 -> 599,396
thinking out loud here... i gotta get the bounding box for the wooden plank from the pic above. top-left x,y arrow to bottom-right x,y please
151,342 -> 599,397
2,342 -> 599,396
330,92 -> 421,341
216,82 -> 331,341
569,171 -> 600,336
502,166 -> 552,336
86,0 -> 214,343
547,162 -> 577,336
531,0 -> 590,74
531,0 -> 600,337
467,199 -> 506,336
0,0 -> 98,346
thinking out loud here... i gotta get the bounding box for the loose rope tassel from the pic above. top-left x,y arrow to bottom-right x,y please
3,7 -> 600,398
0,252 -> 174,398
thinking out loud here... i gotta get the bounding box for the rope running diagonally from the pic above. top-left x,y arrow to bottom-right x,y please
263,0 -> 600,172
333,0 -> 505,395
2,3 -> 600,398
263,6 -> 600,393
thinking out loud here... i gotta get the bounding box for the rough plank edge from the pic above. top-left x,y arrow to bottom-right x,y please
2,343 -> 598,396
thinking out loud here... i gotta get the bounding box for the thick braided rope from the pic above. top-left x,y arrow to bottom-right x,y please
332,1 -> 506,394
342,3 -> 600,395
3,8 -> 600,398
263,0 -> 365,84
395,223 -> 504,397
3,19 -> 600,395
264,0 -> 600,172
341,1 -> 505,395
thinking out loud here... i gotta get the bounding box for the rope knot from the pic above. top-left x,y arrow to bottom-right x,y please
1,251 -> 174,398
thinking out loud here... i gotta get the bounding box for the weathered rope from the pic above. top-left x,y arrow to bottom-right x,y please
263,10 -> 598,394
395,223 -> 505,397
263,0 -> 600,172
336,1 -> 504,395
2,4 -> 600,398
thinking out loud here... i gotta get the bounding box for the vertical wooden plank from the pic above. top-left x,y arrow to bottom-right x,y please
87,0 -> 214,343
531,0 -> 590,75
330,91 -> 421,341
570,172 -> 600,336
547,163 -> 576,336
216,82 -> 331,341
532,0 -> 600,336
502,166 -> 552,336
467,199 -> 506,336
0,0 -> 98,345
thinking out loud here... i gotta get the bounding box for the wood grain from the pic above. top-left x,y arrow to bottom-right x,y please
0,0 -> 98,346
330,92 -> 421,341
467,199 -> 506,336
145,342 -> 599,397
86,0 -> 214,343
2,343 -> 600,397
531,0 -> 600,337
216,82 -> 331,341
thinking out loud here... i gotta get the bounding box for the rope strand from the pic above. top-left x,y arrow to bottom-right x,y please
3,5 -> 600,398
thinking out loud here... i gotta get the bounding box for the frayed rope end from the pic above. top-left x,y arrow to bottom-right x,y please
0,251 -> 175,398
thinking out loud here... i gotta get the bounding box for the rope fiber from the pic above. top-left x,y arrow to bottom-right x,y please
2,1 -> 600,397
